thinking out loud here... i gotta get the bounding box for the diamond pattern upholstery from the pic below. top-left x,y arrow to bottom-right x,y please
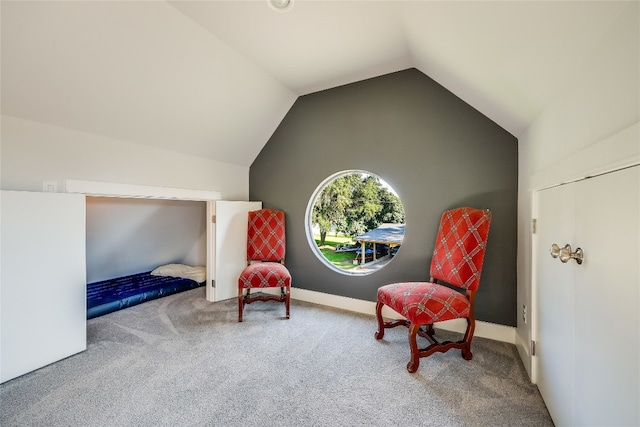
247,209 -> 286,262
238,208 -> 291,322
377,282 -> 470,325
430,207 -> 490,291
238,262 -> 291,289
375,207 -> 491,373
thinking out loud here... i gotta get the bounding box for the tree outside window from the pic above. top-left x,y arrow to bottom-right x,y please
307,171 -> 405,274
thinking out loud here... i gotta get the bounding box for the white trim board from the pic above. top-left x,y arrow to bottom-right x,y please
290,287 -> 516,345
529,121 -> 639,191
65,179 -> 221,201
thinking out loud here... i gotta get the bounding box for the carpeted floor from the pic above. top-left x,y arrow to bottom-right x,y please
0,287 -> 553,427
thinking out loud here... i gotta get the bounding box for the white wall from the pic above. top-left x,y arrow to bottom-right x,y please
516,2 -> 639,377
0,115 -> 249,200
1,115 -> 250,284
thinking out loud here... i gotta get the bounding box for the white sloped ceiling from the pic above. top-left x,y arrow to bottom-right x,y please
1,1 -> 632,166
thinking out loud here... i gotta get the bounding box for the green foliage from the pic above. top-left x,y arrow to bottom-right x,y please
312,175 -> 354,246
312,172 -> 405,246
377,184 -> 406,225
315,238 -> 358,270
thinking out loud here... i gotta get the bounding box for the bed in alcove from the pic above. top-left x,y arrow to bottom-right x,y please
85,196 -> 208,318
86,265 -> 206,319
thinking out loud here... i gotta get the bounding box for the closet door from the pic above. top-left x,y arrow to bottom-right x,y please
1,191 -> 86,383
535,166 -> 639,426
206,201 -> 262,302
571,167 -> 639,426
535,182 -> 575,426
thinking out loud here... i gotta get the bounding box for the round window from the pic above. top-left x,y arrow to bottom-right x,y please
305,170 -> 405,275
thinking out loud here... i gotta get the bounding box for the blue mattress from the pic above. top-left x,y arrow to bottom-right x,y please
87,271 -> 203,319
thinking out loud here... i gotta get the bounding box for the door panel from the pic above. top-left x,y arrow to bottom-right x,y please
535,166 -> 639,426
1,191 -> 86,383
572,167 -> 639,426
211,201 -> 262,302
535,182 -> 575,426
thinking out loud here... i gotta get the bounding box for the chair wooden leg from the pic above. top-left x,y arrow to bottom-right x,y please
238,289 -> 244,323
374,301 -> 385,339
426,323 -> 435,338
417,323 -> 438,345
461,316 -> 475,360
407,322 -> 421,373
285,286 -> 290,319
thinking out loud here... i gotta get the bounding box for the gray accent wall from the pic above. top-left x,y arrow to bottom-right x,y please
250,68 -> 517,326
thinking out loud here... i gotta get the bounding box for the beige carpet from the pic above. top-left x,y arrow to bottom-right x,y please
0,287 -> 552,426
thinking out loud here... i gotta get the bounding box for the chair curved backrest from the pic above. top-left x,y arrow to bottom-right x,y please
429,207 -> 491,291
247,209 -> 286,263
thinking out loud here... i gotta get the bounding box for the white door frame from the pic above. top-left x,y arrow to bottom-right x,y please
65,179 -> 222,301
530,189 -> 539,382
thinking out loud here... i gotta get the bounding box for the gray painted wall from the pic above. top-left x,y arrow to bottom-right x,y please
250,68 -> 517,326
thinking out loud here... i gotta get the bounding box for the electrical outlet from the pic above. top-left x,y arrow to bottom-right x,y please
43,181 -> 57,192
522,304 -> 527,324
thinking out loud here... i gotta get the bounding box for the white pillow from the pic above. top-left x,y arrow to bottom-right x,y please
150,264 -> 206,283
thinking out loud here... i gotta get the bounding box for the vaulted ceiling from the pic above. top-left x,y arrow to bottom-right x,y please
1,1 -> 631,166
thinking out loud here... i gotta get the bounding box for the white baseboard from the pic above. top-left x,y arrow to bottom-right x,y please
291,287 -> 516,345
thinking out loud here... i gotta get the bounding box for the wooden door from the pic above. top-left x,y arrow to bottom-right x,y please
534,165 -> 639,426
206,201 -> 262,302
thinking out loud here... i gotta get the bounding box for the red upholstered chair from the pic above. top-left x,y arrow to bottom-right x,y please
375,207 -> 491,373
238,209 -> 291,322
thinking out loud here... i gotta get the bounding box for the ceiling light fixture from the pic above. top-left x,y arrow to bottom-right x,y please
269,0 -> 293,12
